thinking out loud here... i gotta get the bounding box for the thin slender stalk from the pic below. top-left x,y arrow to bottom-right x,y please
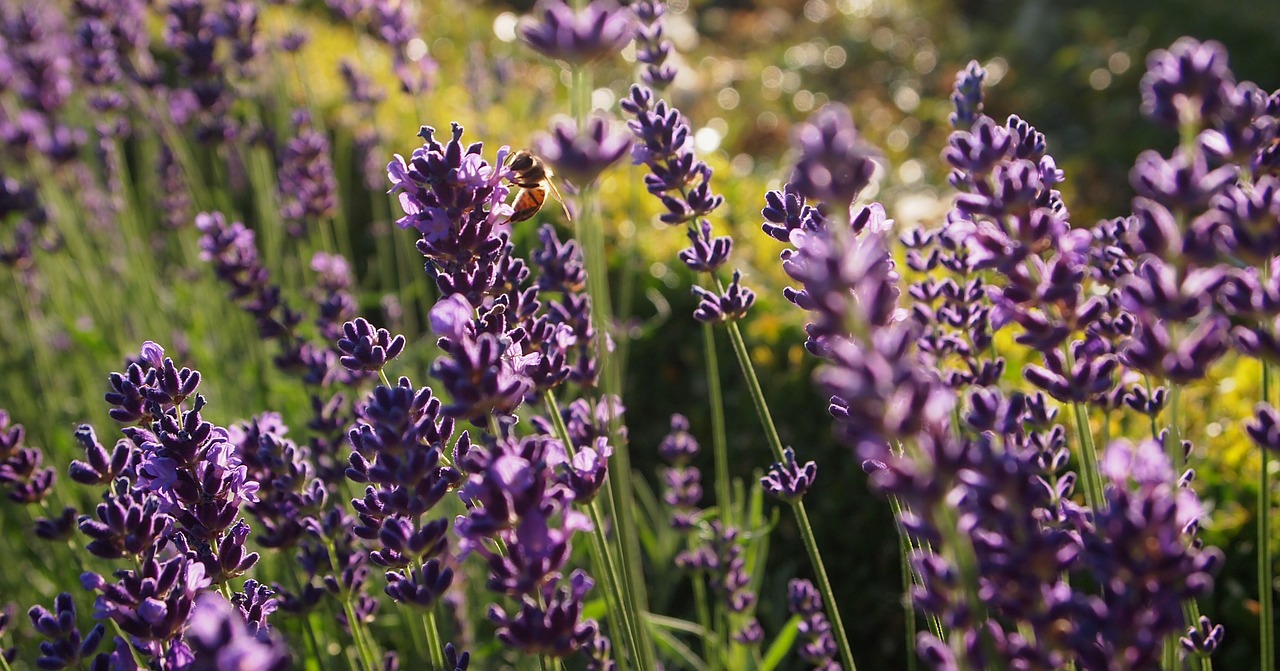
424,609 -> 446,668
574,148 -> 655,669
791,502 -> 859,671
1061,344 -> 1105,513
544,393 -> 637,671
701,320 -> 732,526
341,597 -> 377,671
890,495 -> 920,671
691,573 -> 719,669
1069,401 -> 1105,513
720,319 -> 857,671
1262,358 -> 1276,671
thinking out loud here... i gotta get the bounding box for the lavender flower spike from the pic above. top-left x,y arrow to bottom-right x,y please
185,593 -> 291,671
337,317 -> 406,373
534,114 -> 632,188
790,104 -> 880,207
519,0 -> 634,66
761,447 -> 817,502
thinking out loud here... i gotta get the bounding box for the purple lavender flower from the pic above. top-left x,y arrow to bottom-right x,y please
339,59 -> 385,106
230,579 -> 278,639
678,219 -> 732,273
519,0 -> 633,66
387,123 -> 516,302
279,110 -> 338,227
691,270 -> 756,323
533,224 -> 588,293
1141,37 -> 1234,127
761,447 -> 817,502
337,318 -> 406,373
548,436 -> 612,503
534,114 -> 631,188
384,559 -> 453,609
949,60 -> 986,130
185,593 -> 291,671
83,554 -> 211,643
761,184 -> 826,243
1181,615 -> 1226,656
631,0 -> 676,90
658,414 -> 699,464
431,329 -> 534,423
78,477 -> 171,559
621,84 -> 725,226
1078,439 -> 1222,668
789,104 -> 880,207
489,569 -> 602,657
788,579 -> 841,670
28,593 -> 106,670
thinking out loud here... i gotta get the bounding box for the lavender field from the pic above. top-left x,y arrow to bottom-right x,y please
0,0 -> 1278,669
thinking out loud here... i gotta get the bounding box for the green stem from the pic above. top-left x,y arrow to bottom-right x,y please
544,393 -> 635,671
692,573 -> 719,669
576,168 -> 653,670
792,501 -> 859,671
1061,345 -> 1105,513
1263,358 -> 1276,671
424,608 -> 446,668
701,319 -> 732,526
720,319 -> 856,670
341,598 -> 377,671
892,499 -> 920,671
1070,400 -> 1106,513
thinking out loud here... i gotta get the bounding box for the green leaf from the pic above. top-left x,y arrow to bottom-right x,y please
651,624 -> 711,671
760,616 -> 803,671
645,612 -> 710,637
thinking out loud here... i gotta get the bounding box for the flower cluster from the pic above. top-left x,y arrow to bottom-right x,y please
788,579 -> 840,671
0,409 -> 56,506
58,341 -> 296,668
519,0 -> 633,66
347,377 -> 458,607
756,56 -> 1233,668
279,110 -> 338,233
621,80 -> 751,321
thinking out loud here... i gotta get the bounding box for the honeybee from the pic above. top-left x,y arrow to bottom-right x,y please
505,149 -> 572,223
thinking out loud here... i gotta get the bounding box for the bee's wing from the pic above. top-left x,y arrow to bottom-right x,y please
543,178 -> 573,222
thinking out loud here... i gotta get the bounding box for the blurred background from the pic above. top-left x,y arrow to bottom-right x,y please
2,0 -> 1280,667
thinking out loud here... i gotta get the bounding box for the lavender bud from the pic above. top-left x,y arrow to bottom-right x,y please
534,114 -> 631,188
761,447 -> 817,502
789,104 -> 880,206
519,0 -> 634,66
337,318 -> 406,373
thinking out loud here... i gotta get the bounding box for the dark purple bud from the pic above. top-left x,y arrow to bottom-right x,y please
692,270 -> 755,323
949,60 -> 986,130
658,414 -> 699,464
34,505 -> 77,541
185,593 -> 291,671
385,559 -> 454,609
678,219 -> 732,273
337,318 -> 406,373
761,447 -> 817,502
1180,615 -> 1225,655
